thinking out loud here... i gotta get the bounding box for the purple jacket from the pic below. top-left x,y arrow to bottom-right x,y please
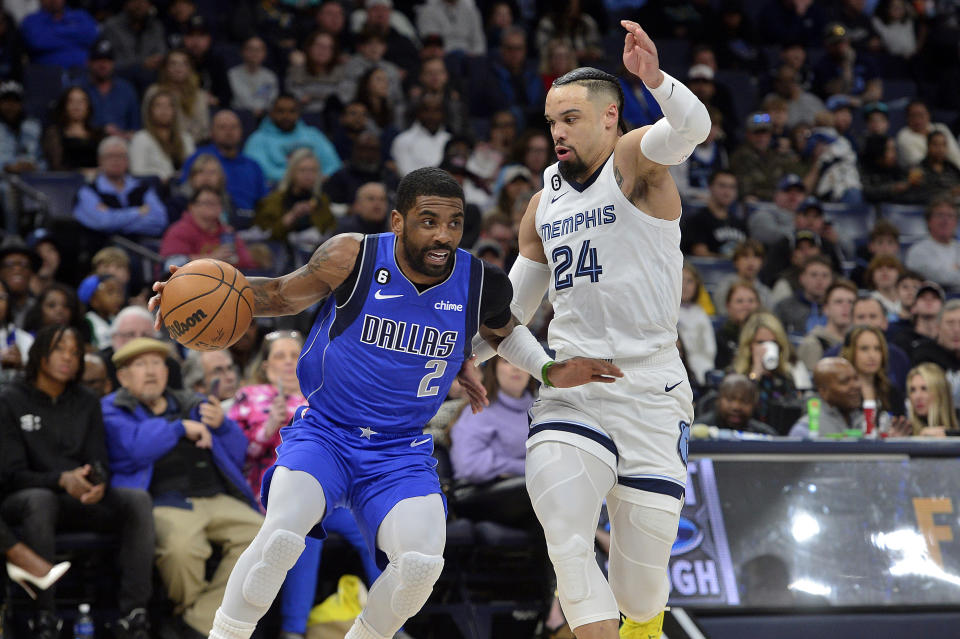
450,391 -> 533,483
100,387 -> 257,508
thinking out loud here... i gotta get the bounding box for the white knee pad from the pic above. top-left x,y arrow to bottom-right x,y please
209,609 -> 256,639
345,617 -> 390,639
390,551 -> 444,618
546,534 -> 595,603
241,529 -> 305,608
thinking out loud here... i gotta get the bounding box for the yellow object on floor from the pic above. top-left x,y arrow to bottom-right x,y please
619,612 -> 664,639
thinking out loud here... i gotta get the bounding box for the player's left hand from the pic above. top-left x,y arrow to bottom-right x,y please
457,355 -> 489,414
546,357 -> 623,388
200,396 -> 225,429
621,20 -> 662,87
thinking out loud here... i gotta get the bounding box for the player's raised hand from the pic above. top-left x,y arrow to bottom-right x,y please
546,357 -> 624,388
621,20 -> 662,87
147,264 -> 179,331
457,355 -> 489,414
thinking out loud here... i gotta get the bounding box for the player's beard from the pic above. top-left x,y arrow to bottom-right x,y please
557,147 -> 589,183
401,228 -> 454,278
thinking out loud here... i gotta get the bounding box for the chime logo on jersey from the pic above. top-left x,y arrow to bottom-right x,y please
360,314 -> 458,358
539,204 -> 616,241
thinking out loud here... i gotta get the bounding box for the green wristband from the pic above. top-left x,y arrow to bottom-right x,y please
542,361 -> 556,387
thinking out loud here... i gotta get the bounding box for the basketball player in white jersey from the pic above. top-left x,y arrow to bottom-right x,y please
473,20 -> 710,639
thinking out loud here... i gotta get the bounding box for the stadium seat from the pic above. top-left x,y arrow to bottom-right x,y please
715,69 -> 758,128
22,64 -> 70,121
880,202 -> 927,239
883,79 -> 918,103
15,171 -> 86,224
822,202 -> 875,247
688,256 -> 736,303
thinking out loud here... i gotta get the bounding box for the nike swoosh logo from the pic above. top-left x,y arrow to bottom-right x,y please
551,192 -> 569,204
665,381 -> 682,392
375,289 -> 403,300
410,438 -> 431,447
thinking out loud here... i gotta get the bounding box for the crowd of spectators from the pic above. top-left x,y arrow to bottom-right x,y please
4,0 -> 960,637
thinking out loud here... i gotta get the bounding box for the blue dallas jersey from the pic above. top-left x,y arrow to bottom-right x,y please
297,233 -> 484,432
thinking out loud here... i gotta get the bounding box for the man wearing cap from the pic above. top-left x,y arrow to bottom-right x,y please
102,0 -> 167,82
100,305 -> 184,390
731,113 -> 803,201
0,80 -> 43,176
747,173 -> 807,244
892,280 -> 944,354
80,39 -> 141,136
0,236 -> 40,325
101,338 -> 262,638
812,22 -> 882,102
913,299 -> 960,406
0,324 -> 155,639
905,196 -> 960,294
21,0 -> 98,68
183,15 -> 232,108
686,64 -> 736,137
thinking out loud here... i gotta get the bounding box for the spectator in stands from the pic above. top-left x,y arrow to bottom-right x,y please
410,56 -> 469,137
355,0 -> 419,76
254,148 -> 335,247
324,130 -> 398,208
863,101 -> 890,138
0,10 -> 24,82
450,356 -> 534,483
82,351 -> 112,397
813,22 -> 882,102
390,93 -> 450,177
732,113 -> 803,201
696,374 -> 777,435
766,65 -> 825,129
26,229 -> 60,297
182,110 -> 268,216
892,280 -> 943,354
829,296 -> 911,390
286,31 -> 346,116
0,80 -> 43,175
896,100 -> 960,170
22,282 -> 86,340
864,254 -> 905,318
338,29 -> 404,115
355,65 -> 402,132
849,219 -> 901,290
42,86 -> 102,172
905,197 -> 960,294
757,0 -> 828,48
100,305 -> 182,390
228,36 -> 277,119
716,240 -> 772,310
895,270 -> 923,321
101,337 -> 262,638
418,0 -> 486,56
243,94 -> 342,182
0,325 -> 155,639
680,170 -> 744,257
162,0 -> 196,49
160,186 -> 257,270
679,263 -> 717,385
73,136 -> 168,237
771,197 -> 843,273
906,362 -> 958,436
502,129 -> 551,192
915,131 -> 960,200
0,237 -> 38,325
732,311 -> 808,429
91,246 -> 131,297
485,164 -> 533,227
827,95 -> 858,151
484,27 -> 544,127
0,278 -> 33,380
130,89 -> 195,181
78,273 -> 124,348
912,299 -> 960,406
789,357 -> 864,437
146,50 -> 211,144
872,0 -> 918,61
797,279 -> 856,372
228,0 -> 296,59
860,134 -> 924,203
767,231 -> 824,305
841,324 -> 906,417
20,0 -> 98,69
182,349 -> 240,409
469,109 -> 516,182
181,15 -> 231,108
774,254 -> 833,336
748,173 -> 807,245
334,181 -> 389,235
803,112 -> 863,203
328,100 -> 377,161
538,38 -> 578,93
537,0 -> 602,63
168,152 -> 233,224
101,0 -> 167,84
81,38 -> 141,137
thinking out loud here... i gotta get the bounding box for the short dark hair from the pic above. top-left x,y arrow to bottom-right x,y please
395,167 -> 464,216
926,194 -> 957,221
273,93 -> 298,107
825,278 -> 857,303
708,169 -> 736,186
898,269 -> 924,285
801,254 -> 833,274
853,295 -> 885,316
190,185 -> 222,204
25,325 -> 85,385
552,67 -> 626,133
869,219 -> 899,242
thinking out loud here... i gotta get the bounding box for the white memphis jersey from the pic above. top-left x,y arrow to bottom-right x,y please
535,153 -> 682,360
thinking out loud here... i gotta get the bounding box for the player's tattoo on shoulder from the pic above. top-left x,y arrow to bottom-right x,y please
614,166 -> 624,188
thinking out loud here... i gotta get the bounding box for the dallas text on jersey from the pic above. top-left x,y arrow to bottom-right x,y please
539,204 -> 616,241
360,314 -> 459,358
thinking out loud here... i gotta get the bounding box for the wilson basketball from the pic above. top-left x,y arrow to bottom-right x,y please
160,259 -> 254,352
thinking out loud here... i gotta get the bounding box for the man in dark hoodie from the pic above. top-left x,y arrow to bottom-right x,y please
0,325 -> 155,639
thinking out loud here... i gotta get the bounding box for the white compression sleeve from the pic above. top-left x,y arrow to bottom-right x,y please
639,71 -> 711,166
496,324 -> 552,380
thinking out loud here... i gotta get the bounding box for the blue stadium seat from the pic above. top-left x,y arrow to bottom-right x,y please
18,171 -> 86,221
687,256 -> 736,303
883,79 -> 918,102
822,202 -> 875,246
715,69 -> 758,128
22,64 -> 69,121
880,202 -> 927,239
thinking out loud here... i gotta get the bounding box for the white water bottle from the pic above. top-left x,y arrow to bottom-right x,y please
73,603 -> 94,639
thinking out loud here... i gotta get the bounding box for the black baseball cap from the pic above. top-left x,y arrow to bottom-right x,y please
90,38 -> 114,60
186,14 -> 209,34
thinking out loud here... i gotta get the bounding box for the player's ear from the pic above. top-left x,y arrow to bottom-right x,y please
605,103 -> 619,130
390,209 -> 404,235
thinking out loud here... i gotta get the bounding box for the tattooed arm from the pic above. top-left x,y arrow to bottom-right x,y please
247,233 -> 362,316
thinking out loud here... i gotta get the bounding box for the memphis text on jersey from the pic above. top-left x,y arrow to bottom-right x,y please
360,313 -> 458,358
539,204 -> 616,241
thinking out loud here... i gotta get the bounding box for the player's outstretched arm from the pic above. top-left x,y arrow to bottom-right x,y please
615,20 -> 710,174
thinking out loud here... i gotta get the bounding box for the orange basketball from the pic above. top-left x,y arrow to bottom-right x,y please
160,259 -> 254,352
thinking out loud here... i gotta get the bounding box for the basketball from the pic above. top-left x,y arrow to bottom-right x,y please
160,259 -> 254,352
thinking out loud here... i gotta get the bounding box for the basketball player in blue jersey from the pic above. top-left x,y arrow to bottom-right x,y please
150,167 -> 621,639
471,21 -> 711,639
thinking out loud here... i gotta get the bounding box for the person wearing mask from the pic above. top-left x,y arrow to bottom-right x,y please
694,374 -> 777,435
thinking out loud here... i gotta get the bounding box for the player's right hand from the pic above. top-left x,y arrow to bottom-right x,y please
148,264 -> 179,331
546,357 -> 624,388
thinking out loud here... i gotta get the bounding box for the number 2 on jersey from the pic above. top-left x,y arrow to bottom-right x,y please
552,240 -> 603,290
417,359 -> 448,397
